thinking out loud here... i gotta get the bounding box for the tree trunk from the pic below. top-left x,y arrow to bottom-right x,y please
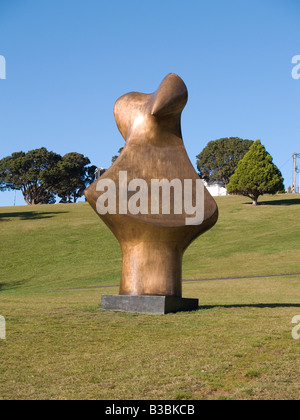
248,194 -> 259,206
23,192 -> 31,205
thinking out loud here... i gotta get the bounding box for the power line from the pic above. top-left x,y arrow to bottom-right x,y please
279,157 -> 292,170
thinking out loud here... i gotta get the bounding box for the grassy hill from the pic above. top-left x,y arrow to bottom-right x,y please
0,194 -> 300,399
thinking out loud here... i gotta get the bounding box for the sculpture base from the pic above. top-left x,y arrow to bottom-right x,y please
101,295 -> 199,315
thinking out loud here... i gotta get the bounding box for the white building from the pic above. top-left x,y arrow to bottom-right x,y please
202,180 -> 227,196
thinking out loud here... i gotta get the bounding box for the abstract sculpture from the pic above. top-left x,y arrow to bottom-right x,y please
84,73 -> 218,314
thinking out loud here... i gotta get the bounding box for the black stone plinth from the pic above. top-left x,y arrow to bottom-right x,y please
101,295 -> 199,315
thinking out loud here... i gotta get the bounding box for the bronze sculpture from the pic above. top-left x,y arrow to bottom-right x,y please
84,73 -> 218,313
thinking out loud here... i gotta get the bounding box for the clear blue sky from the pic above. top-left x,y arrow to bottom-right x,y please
0,0 -> 299,206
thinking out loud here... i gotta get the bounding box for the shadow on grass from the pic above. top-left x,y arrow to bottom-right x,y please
244,198 -> 300,206
0,211 -> 68,221
198,303 -> 300,310
0,280 -> 27,292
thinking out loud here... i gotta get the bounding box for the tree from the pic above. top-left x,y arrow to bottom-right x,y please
0,148 -> 96,205
196,137 -> 254,185
112,147 -> 124,164
53,153 -> 96,203
0,148 -> 61,205
227,140 -> 285,205
0,168 -> 13,191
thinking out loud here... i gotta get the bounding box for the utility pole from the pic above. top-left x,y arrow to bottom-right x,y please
292,153 -> 300,193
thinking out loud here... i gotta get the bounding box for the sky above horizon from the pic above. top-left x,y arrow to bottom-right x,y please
0,0 -> 299,206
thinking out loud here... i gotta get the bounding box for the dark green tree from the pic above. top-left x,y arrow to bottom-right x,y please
0,165 -> 13,191
196,137 -> 254,185
112,147 -> 124,164
54,152 -> 96,203
0,148 -> 61,205
227,140 -> 285,205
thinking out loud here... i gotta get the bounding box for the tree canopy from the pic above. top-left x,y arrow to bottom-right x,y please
196,137 -> 254,185
54,153 -> 96,203
0,148 -> 61,205
227,140 -> 285,205
0,148 -> 96,205
112,147 -> 124,164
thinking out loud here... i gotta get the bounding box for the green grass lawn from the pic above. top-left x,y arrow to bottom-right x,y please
0,194 -> 300,400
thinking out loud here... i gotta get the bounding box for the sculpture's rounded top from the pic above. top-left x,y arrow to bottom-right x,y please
150,73 -> 188,118
114,73 -> 188,141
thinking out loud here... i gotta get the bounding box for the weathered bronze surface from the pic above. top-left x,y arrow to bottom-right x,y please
84,73 -> 218,297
